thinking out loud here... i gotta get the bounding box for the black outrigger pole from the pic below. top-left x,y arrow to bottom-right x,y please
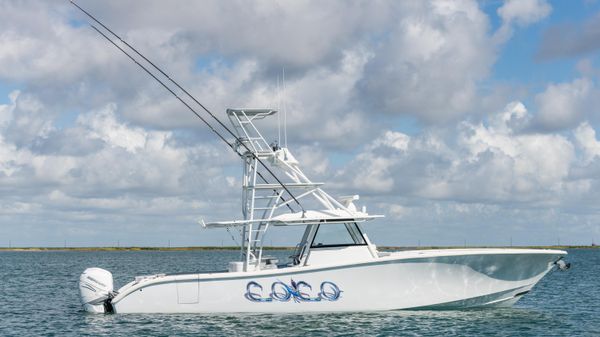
69,1 -> 304,213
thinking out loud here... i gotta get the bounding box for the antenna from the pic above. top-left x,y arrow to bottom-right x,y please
277,75 -> 281,145
283,68 -> 288,148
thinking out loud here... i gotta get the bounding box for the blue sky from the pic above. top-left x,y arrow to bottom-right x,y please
0,83 -> 16,104
1,0 -> 600,247
489,1 -> 600,89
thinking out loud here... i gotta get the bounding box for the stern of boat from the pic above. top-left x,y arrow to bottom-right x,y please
79,267 -> 115,313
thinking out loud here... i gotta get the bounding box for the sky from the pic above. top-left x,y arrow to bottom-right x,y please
2,0 -> 600,247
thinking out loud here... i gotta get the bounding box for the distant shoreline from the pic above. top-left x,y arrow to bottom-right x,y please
0,245 -> 597,252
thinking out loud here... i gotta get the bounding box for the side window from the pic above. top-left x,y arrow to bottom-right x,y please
310,223 -> 366,248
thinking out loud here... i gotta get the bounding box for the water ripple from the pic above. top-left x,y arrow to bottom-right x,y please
0,249 -> 598,337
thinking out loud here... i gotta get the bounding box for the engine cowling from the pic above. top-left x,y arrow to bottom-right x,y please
79,267 -> 114,313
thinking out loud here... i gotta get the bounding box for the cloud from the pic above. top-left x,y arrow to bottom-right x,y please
2,0 -> 511,131
1,0 -> 546,159
72,0 -> 392,70
493,0 -> 552,45
331,99 -> 600,245
533,78 -> 595,131
338,101 -> 577,207
574,122 -> 600,164
497,0 -> 552,27
537,11 -> 600,60
0,91 -> 242,245
1,0 -> 600,246
355,0 -> 496,123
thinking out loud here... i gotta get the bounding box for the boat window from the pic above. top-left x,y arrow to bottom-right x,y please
310,222 -> 366,248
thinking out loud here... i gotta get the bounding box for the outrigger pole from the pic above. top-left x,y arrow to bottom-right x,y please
70,1 -> 304,213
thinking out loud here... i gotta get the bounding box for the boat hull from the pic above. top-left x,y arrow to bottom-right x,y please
99,249 -> 565,313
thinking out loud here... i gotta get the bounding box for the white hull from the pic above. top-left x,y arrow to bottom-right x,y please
85,248 -> 565,313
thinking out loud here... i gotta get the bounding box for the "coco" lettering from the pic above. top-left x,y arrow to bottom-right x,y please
244,279 -> 342,303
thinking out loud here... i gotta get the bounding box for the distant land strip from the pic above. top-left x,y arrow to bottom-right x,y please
0,245 -> 597,252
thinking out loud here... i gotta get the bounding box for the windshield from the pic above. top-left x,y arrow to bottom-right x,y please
310,222 -> 366,248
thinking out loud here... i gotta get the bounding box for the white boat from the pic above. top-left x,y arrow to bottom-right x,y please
79,109 -> 568,314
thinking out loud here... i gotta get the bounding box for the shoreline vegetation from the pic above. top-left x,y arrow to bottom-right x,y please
0,245 -> 597,252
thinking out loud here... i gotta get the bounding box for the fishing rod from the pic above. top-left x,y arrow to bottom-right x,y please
70,1 -> 304,213
89,24 -> 297,214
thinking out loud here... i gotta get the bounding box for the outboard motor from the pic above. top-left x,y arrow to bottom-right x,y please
555,259 -> 571,271
79,267 -> 115,313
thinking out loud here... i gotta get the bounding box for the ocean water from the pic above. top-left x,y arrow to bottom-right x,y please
0,249 -> 598,337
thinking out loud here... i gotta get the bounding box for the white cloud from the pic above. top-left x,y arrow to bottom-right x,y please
574,122 -> 600,164
0,89 -> 243,245
534,78 -> 593,131
1,91 -> 56,148
2,0 -> 507,130
81,104 -> 148,153
75,0 -> 391,70
0,2 -> 113,84
356,0 -> 495,123
459,117 -> 574,199
1,0 -> 600,246
494,0 -> 552,44
339,101 -> 576,206
497,0 -> 552,27
370,131 -> 411,151
0,91 -> 18,127
294,145 -> 330,177
489,101 -> 529,133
